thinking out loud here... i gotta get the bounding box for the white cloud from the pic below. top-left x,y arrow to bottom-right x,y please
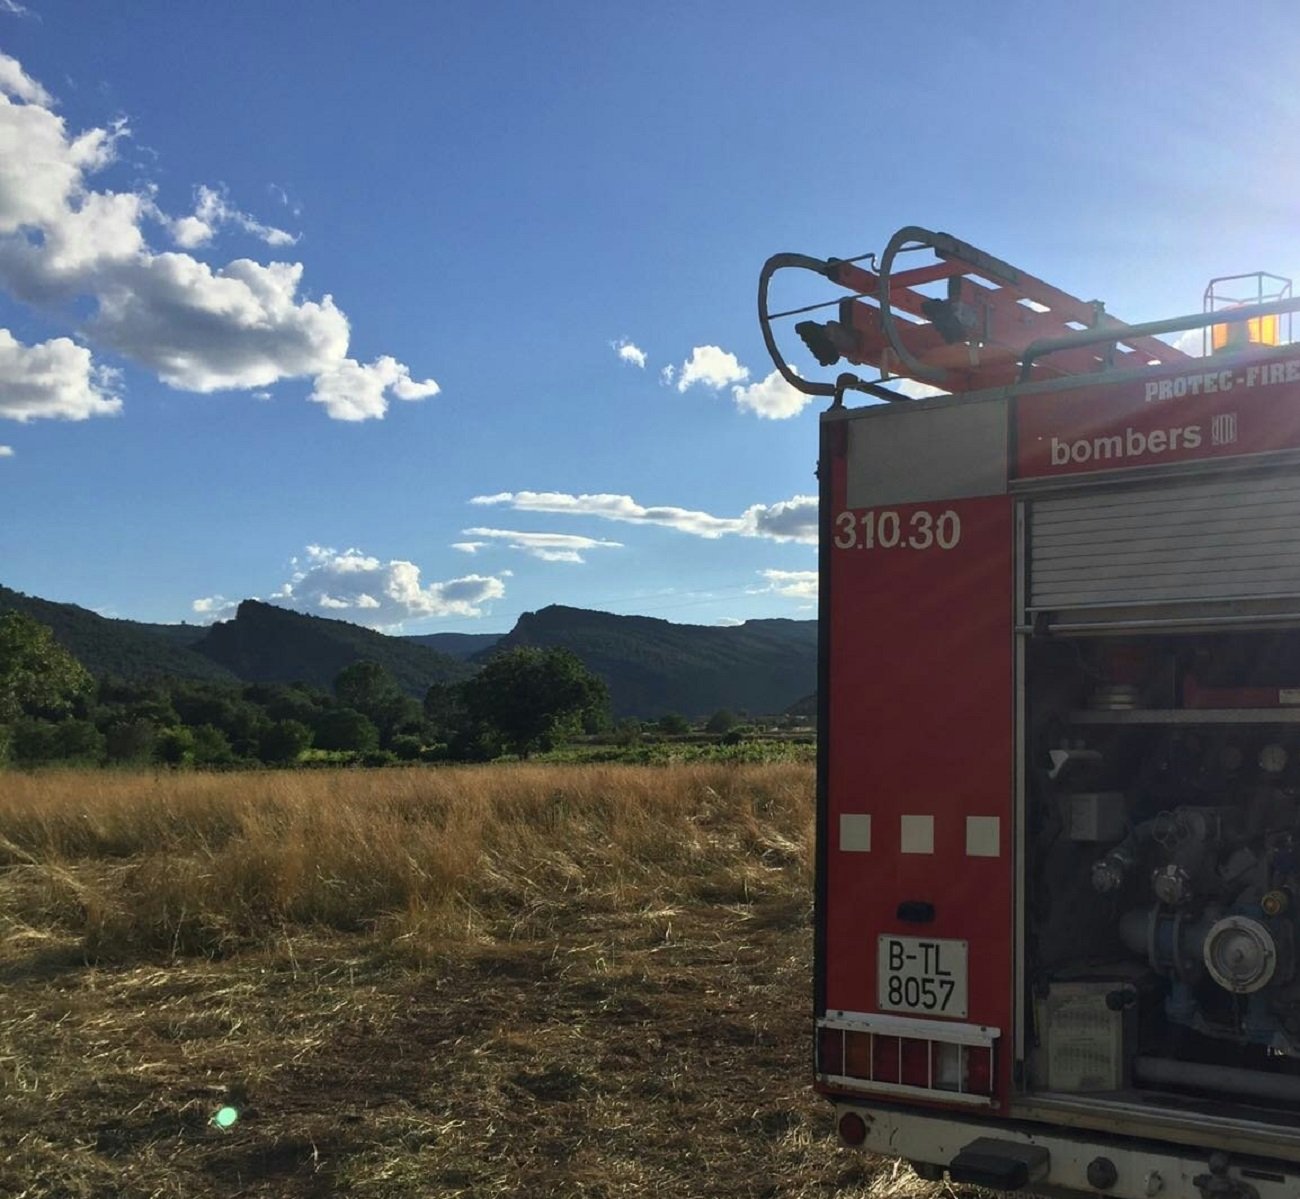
744,495 -> 817,542
91,256 -> 350,392
462,526 -> 623,564
0,79 -> 117,240
192,594 -> 241,623
715,616 -> 744,627
169,184 -> 297,250
757,569 -> 818,600
0,2 -> 33,19
612,337 -> 646,368
1166,328 -> 1207,358
451,541 -> 485,554
0,444 -> 13,457
268,545 -> 505,628
0,329 -> 122,421
470,490 -> 817,544
309,354 -> 440,421
0,52 -> 438,421
889,377 -> 950,400
732,369 -> 811,419
675,345 -> 748,392
660,364 -> 675,386
0,49 -> 50,107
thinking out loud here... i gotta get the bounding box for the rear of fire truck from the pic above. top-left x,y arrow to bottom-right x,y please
760,228 -> 1300,1199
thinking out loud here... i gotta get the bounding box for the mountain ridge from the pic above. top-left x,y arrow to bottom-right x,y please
0,588 -> 815,716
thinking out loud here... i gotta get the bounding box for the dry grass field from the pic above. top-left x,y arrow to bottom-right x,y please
0,764 -> 947,1198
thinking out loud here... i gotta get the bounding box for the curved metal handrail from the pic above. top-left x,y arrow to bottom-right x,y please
758,252 -> 906,405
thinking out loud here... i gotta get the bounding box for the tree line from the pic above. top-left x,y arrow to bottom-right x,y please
0,611 -> 613,768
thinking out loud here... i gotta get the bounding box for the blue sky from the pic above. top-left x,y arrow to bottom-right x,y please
3,1 -> 1300,632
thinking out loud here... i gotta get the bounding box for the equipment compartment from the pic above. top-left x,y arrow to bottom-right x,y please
1026,629 -> 1300,1120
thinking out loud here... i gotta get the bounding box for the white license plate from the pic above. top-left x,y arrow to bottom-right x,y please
877,936 -> 968,1018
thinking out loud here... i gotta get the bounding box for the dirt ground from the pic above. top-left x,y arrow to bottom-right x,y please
1,885 -> 939,1198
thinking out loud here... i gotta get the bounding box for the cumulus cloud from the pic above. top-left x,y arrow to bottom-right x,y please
732,368 -> 811,419
889,377 -> 950,400
169,185 -> 297,249
191,594 -> 240,623
451,541 -> 485,554
268,545 -> 505,628
675,344 -> 748,393
90,257 -> 350,392
309,354 -> 440,421
0,444 -> 13,457
757,568 -> 818,600
462,527 -> 623,564
1166,328 -> 1208,358
660,364 -> 675,386
0,329 -> 122,421
470,490 -> 817,544
0,49 -> 49,107
612,338 -> 646,368
0,51 -> 438,421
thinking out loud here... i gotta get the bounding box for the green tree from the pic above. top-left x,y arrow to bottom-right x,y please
0,612 -> 92,722
463,647 -> 608,758
656,712 -> 691,735
155,726 -> 196,767
313,708 -> 380,753
10,719 -> 61,764
423,682 -> 467,741
334,660 -> 420,745
705,709 -> 737,735
612,717 -> 643,747
389,734 -> 422,761
54,719 -> 106,763
191,724 -> 236,766
334,660 -> 400,715
105,719 -> 157,764
258,719 -> 312,765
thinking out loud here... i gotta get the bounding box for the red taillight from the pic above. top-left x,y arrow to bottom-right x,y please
870,1034 -> 901,1083
900,1037 -> 930,1088
965,1045 -> 994,1095
838,1111 -> 868,1146
845,1030 -> 873,1078
818,1028 -> 844,1076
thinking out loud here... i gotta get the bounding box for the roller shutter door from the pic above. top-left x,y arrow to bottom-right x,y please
1028,472 -> 1300,611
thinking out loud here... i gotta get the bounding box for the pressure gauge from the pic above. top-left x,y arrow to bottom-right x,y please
1260,743 -> 1289,774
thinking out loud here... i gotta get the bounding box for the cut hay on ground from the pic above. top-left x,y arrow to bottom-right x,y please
0,765 -> 964,1197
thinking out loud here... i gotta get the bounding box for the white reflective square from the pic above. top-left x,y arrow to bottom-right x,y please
839,813 -> 872,852
900,814 -> 934,855
966,815 -> 1001,857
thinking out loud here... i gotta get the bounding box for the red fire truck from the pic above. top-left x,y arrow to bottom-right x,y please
760,227 -> 1300,1199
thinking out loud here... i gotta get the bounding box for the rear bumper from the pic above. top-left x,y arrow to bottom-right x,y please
838,1101 -> 1297,1199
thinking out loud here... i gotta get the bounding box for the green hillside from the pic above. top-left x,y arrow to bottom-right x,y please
195,600 -> 473,695
482,605 -> 816,718
402,631 -> 504,659
0,586 -> 238,683
1,585 -> 815,715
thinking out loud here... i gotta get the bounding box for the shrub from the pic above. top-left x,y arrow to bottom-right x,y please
389,734 -> 422,761
705,709 -> 737,735
105,719 -> 157,764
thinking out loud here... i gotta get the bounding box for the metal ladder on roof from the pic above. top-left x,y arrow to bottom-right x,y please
758,225 -> 1300,405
